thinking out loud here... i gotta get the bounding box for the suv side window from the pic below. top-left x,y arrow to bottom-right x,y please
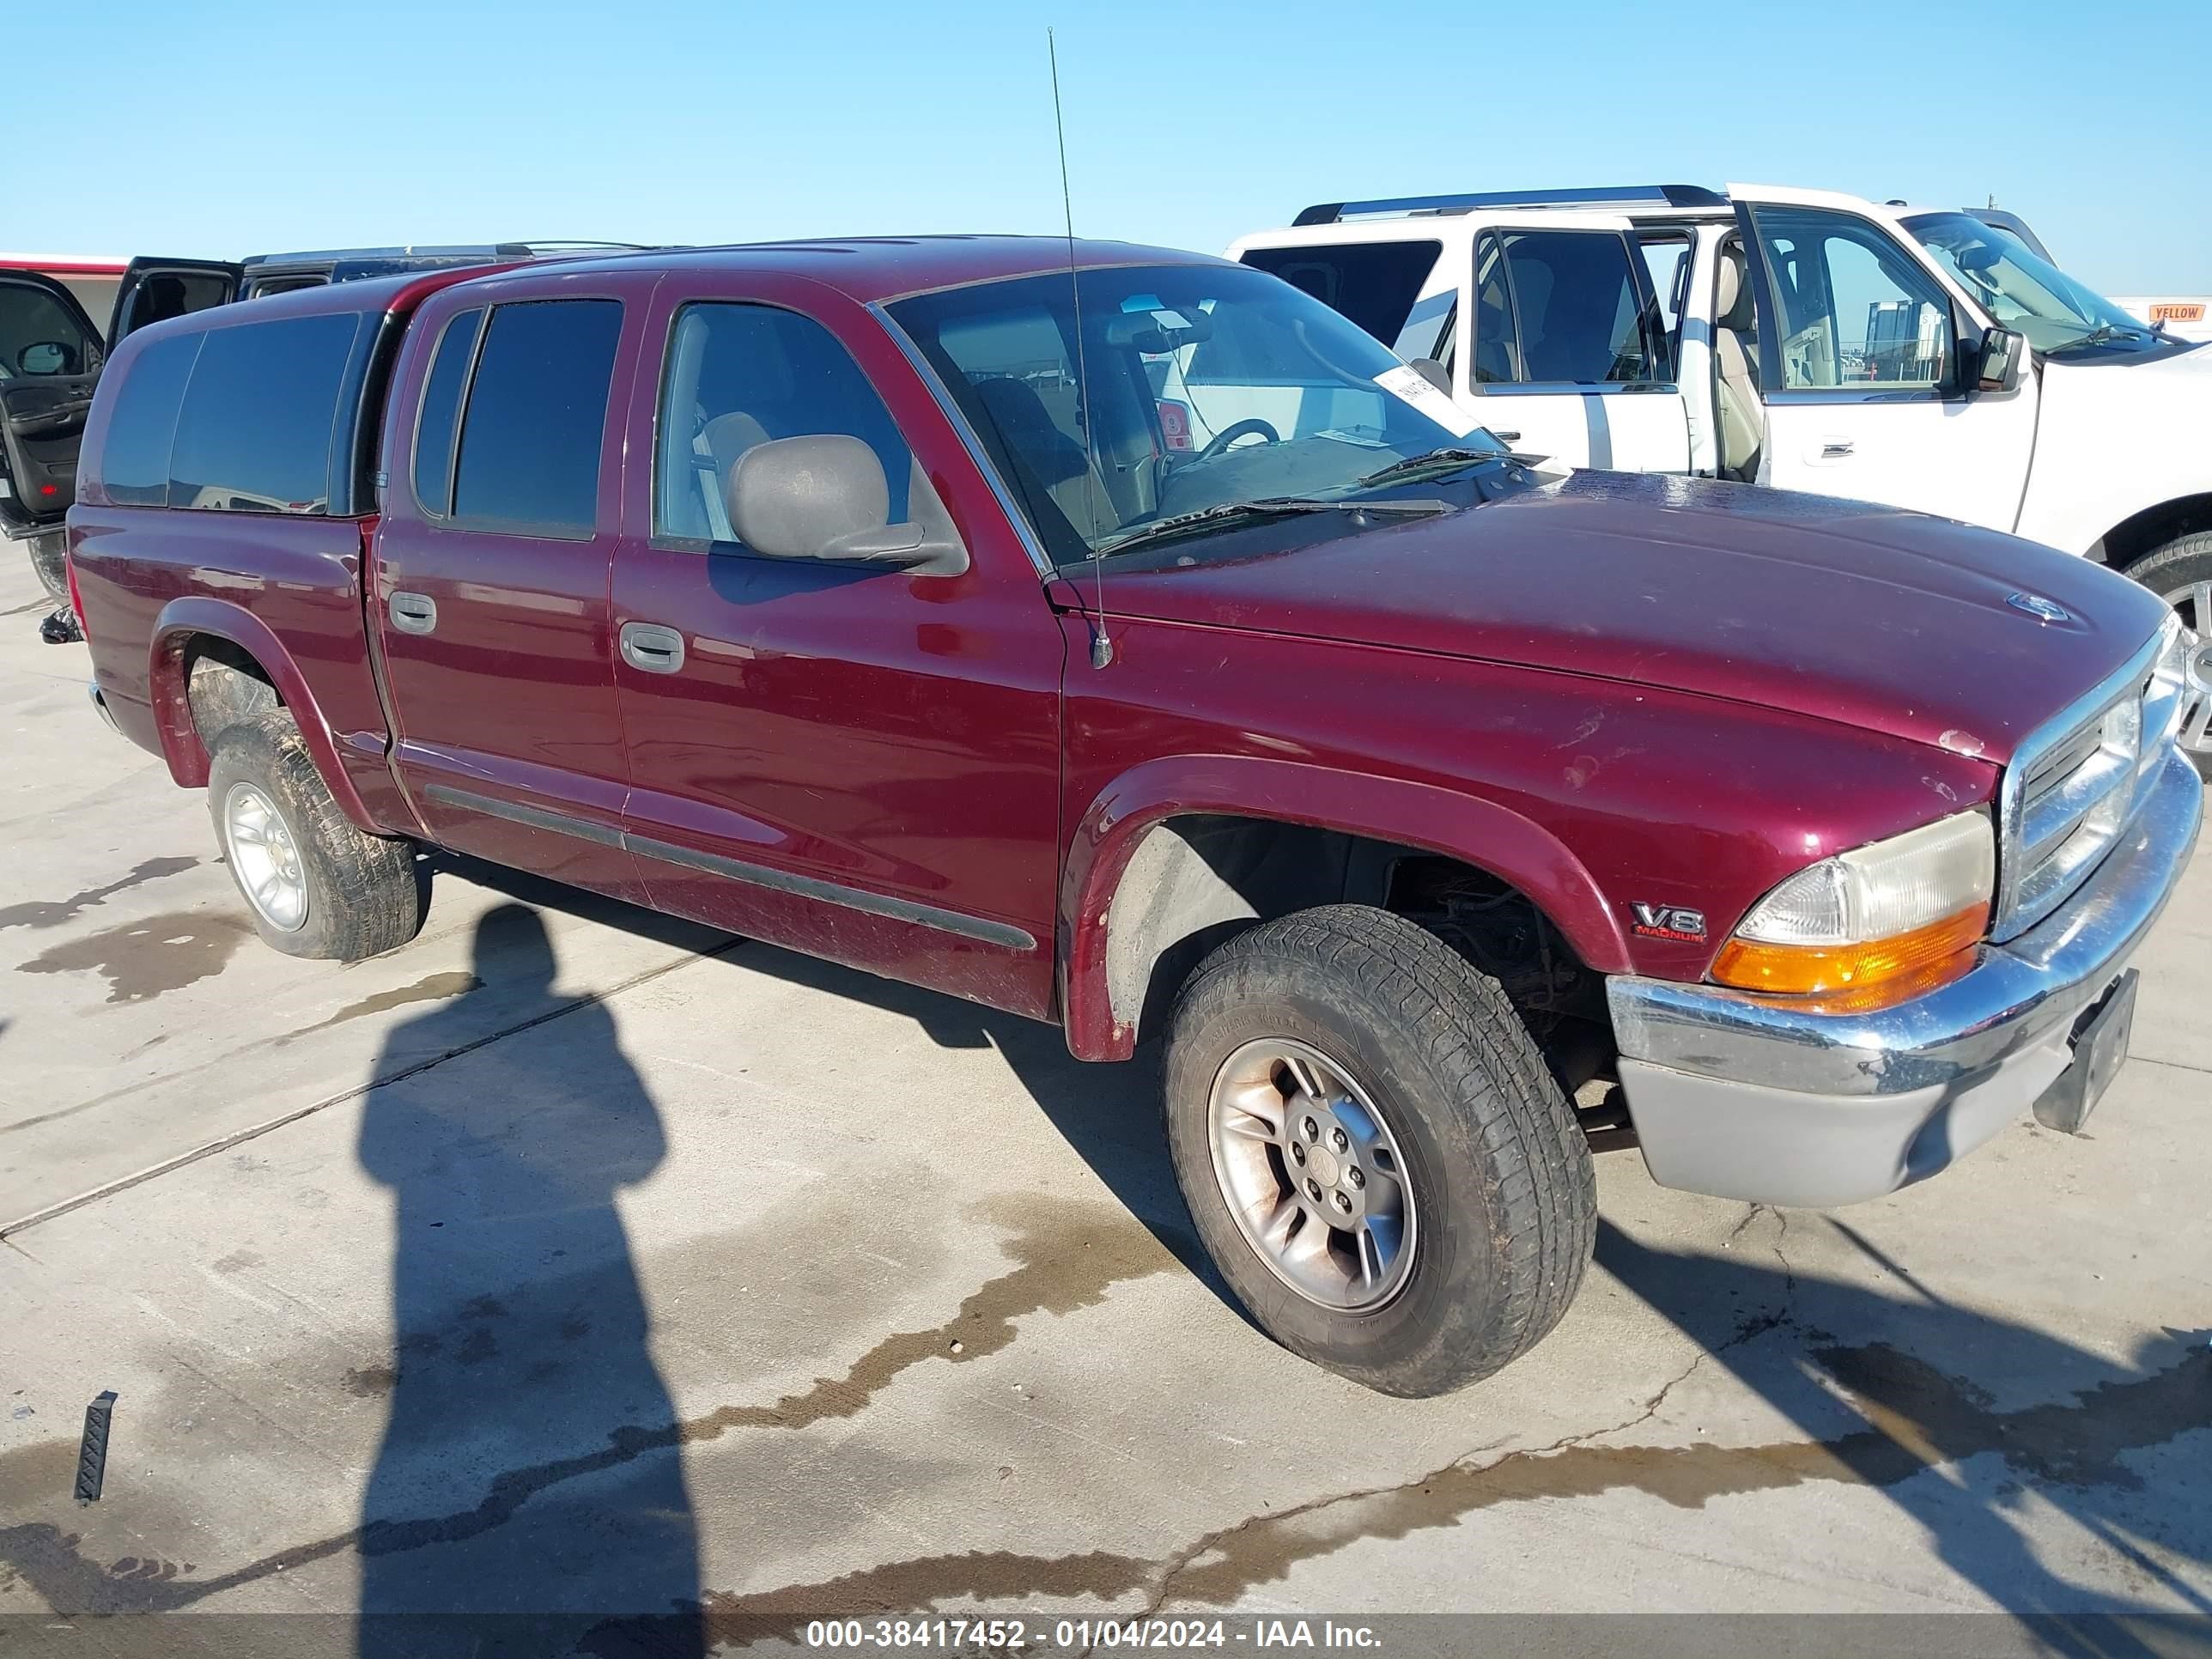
1238,240 -> 1443,347
450,299 -> 623,538
1747,207 -> 1954,391
653,302 -> 910,549
98,333 -> 200,507
0,283 -> 102,378
1472,229 -> 1669,386
168,313 -> 363,514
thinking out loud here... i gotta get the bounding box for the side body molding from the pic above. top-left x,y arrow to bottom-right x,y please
1057,753 -> 1632,1061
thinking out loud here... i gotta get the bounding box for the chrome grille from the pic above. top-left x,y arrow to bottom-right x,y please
1996,621 -> 2183,942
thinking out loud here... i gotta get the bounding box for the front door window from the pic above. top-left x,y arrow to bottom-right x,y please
1747,207 -> 1954,392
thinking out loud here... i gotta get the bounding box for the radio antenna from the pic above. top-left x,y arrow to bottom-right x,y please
1050,27 -> 1113,669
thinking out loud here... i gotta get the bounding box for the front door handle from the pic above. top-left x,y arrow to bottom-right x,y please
620,621 -> 686,675
1817,436 -> 1856,459
389,592 -> 437,635
1489,428 -> 1522,442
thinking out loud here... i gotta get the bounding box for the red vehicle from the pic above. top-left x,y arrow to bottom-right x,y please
65,240 -> 2203,1395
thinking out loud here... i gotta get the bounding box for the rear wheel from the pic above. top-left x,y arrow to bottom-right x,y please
27,531 -> 69,605
206,710 -> 427,959
2126,532 -> 2212,777
1163,904 -> 1595,1396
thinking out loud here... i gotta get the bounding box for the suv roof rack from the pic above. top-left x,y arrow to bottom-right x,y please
1291,185 -> 1728,227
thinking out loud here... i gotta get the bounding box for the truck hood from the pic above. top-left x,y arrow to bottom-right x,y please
1092,471 -> 2170,762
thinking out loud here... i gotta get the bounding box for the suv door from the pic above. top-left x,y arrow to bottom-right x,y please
1727,185 -> 2037,531
107,257 -> 242,345
1457,211 -> 1690,471
607,276 -> 1065,1018
0,271 -> 105,537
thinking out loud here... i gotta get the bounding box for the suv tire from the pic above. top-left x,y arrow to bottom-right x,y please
2125,532 -> 2212,778
206,710 -> 428,959
1163,904 -> 1595,1396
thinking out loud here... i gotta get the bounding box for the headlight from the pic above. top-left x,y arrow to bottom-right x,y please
1711,811 -> 1995,999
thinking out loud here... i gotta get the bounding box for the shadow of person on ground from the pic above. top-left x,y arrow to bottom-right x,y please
356,903 -> 702,1656
1595,1217 -> 2211,1644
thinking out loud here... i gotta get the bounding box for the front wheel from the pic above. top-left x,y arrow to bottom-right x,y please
2125,532 -> 2212,777
1163,905 -> 1595,1396
206,710 -> 428,959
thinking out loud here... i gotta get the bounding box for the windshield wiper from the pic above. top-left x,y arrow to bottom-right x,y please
1347,446 -> 1510,493
2059,322 -> 2147,350
1088,495 -> 1446,560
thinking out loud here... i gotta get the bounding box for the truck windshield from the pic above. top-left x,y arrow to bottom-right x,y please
887,263 -> 1507,568
1904,213 -> 2157,356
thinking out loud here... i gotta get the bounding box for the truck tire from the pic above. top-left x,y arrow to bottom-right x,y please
1163,904 -> 1595,1396
188,654 -> 281,743
27,531 -> 69,605
205,709 -> 427,960
2125,532 -> 2212,777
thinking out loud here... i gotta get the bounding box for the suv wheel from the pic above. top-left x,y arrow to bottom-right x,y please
27,531 -> 69,605
206,710 -> 428,959
2127,532 -> 2212,778
1163,904 -> 1595,1396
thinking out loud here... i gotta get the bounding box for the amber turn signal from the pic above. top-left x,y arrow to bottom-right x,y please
1709,902 -> 1989,998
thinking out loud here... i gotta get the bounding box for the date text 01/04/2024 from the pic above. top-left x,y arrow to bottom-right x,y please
801,1617 -> 1383,1650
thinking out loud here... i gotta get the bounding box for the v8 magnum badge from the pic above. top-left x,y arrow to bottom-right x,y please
1631,902 -> 1707,943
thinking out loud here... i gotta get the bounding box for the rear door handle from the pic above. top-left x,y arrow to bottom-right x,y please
389,592 -> 437,635
1489,429 -> 1522,442
1817,436 -> 1856,459
619,621 -> 686,675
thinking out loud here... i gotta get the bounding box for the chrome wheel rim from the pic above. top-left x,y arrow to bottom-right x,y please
222,781 -> 308,933
2161,579 -> 2212,757
1206,1037 -> 1417,1313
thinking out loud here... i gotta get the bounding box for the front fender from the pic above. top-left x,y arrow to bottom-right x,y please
147,595 -> 379,833
1057,753 -> 1631,1061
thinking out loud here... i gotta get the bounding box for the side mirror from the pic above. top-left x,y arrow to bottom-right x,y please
1976,326 -> 2026,393
17,341 -> 70,375
1408,356 -> 1452,395
726,435 -> 967,574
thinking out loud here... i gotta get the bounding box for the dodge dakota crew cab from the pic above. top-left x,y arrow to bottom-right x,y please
66,238 -> 2203,1395
1229,185 -> 2212,771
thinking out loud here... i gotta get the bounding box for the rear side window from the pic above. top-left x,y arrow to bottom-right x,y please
1473,229 -> 1669,386
450,300 -> 623,538
1238,240 -> 1443,344
98,334 -> 201,507
114,270 -> 234,341
411,307 -> 484,517
168,313 -> 363,513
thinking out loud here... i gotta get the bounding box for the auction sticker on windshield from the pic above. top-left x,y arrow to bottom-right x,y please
1373,363 -> 1482,438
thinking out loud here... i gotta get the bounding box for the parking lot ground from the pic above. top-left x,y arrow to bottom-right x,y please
1,553 -> 2209,1647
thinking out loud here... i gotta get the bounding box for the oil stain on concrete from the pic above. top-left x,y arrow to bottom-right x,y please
276,973 -> 483,1046
14,910 -> 248,1004
0,858 -> 198,933
4,1222 -> 2205,1623
0,1194 -> 1185,1614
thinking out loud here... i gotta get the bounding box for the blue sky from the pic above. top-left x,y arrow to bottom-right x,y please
22,0 -> 2210,294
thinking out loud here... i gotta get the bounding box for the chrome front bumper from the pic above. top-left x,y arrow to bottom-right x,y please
1607,749 -> 2203,1207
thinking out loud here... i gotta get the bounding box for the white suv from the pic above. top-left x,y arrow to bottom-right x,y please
1228,184 -> 2212,763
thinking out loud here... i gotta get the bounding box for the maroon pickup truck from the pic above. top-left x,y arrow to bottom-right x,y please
65,238 -> 2203,1395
